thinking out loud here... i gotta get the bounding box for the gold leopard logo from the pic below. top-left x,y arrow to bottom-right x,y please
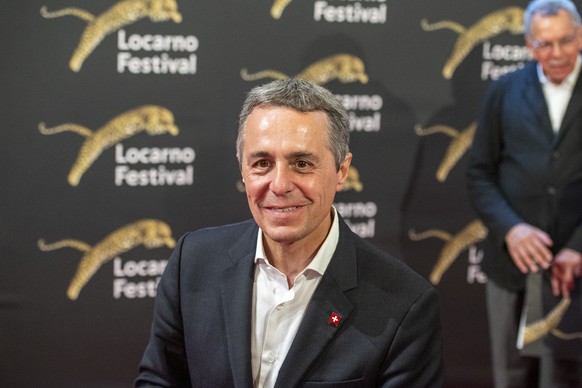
342,166 -> 363,192
408,220 -> 488,285
271,0 -> 293,19
241,54 -> 369,85
520,298 -> 582,346
39,105 -> 179,186
40,0 -> 183,72
38,219 -> 176,300
414,122 -> 477,182
421,6 -> 524,79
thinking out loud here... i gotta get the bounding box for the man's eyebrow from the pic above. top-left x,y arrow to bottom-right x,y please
247,151 -> 271,159
289,151 -> 316,159
247,151 -> 319,159
286,151 -> 325,164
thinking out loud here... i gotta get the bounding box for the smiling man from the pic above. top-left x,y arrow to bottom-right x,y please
136,79 -> 443,387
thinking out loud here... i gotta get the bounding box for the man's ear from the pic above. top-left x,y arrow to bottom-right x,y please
525,36 -> 539,62
336,152 -> 353,191
576,27 -> 582,51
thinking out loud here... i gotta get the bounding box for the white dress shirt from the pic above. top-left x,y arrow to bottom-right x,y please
538,54 -> 581,133
251,208 -> 340,388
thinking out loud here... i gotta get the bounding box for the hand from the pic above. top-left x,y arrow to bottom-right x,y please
551,248 -> 582,298
505,223 -> 553,273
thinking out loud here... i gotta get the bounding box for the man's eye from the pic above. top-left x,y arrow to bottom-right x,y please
296,160 -> 310,169
256,160 -> 270,168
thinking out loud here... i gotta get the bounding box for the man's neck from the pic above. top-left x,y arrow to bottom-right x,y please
262,212 -> 333,287
263,239 -> 322,288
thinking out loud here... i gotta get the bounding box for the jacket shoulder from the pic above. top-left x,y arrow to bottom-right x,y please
181,219 -> 257,246
493,61 -> 536,88
352,232 -> 435,296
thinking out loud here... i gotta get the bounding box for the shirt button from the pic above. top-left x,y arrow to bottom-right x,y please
547,186 -> 557,195
267,353 -> 276,363
276,303 -> 285,310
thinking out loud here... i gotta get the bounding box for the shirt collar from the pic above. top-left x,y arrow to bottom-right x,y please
537,54 -> 582,87
254,206 -> 340,276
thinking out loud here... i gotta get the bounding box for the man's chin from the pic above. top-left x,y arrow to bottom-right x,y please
262,226 -> 302,245
548,68 -> 573,84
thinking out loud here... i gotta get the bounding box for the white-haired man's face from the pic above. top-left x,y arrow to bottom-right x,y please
527,9 -> 582,84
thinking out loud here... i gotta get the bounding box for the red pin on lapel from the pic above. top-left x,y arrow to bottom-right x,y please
328,312 -> 342,327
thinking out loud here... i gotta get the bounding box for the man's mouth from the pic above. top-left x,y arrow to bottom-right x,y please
272,206 -> 298,213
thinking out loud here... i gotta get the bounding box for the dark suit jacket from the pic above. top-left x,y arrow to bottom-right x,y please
136,216 -> 443,387
467,60 -> 582,291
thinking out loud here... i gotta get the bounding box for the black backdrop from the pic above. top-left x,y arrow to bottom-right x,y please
0,1 -> 568,386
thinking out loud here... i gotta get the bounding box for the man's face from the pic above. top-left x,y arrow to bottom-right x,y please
240,105 -> 351,248
527,9 -> 582,84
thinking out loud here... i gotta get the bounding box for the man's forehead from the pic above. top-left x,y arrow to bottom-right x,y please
532,9 -> 576,27
245,107 -> 328,133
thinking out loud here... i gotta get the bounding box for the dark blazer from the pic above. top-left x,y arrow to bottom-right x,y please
136,216 -> 443,387
467,60 -> 582,291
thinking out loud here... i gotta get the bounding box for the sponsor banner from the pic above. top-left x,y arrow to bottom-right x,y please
5,1 -> 560,386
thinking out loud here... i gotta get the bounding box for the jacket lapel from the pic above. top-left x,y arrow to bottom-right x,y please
521,63 -> 554,139
221,222 -> 258,387
556,69 -> 582,146
275,218 -> 357,388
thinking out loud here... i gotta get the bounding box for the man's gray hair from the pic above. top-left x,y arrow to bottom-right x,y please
524,0 -> 582,38
236,79 -> 350,170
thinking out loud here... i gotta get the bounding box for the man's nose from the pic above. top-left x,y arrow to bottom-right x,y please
269,164 -> 293,194
550,42 -> 565,56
